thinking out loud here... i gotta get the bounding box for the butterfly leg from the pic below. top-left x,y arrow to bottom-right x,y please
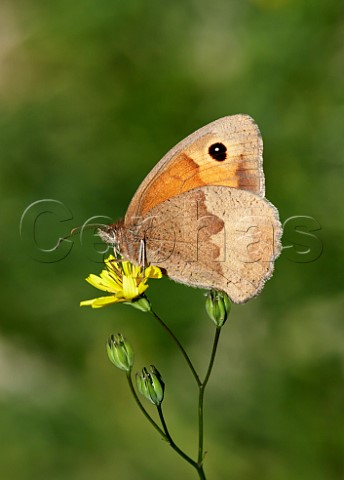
138,238 -> 148,270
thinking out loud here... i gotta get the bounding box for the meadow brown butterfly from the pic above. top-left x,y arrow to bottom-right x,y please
100,115 -> 282,303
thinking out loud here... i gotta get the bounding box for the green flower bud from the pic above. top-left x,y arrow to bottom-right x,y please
205,290 -> 231,327
106,334 -> 134,372
136,365 -> 165,405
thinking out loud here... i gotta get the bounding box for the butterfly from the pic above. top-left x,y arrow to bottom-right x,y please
100,115 -> 282,303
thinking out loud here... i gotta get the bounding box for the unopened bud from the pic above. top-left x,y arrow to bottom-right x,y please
136,365 -> 165,405
205,290 -> 231,327
106,334 -> 134,372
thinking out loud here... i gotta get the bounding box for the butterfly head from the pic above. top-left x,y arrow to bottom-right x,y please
98,220 -> 125,258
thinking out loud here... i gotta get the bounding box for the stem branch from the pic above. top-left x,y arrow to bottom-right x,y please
149,306 -> 201,386
126,372 -> 165,437
140,300 -> 224,479
127,372 -> 205,478
157,405 -> 206,480
198,326 -> 222,465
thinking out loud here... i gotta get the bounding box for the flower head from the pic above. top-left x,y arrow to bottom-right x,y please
80,255 -> 162,309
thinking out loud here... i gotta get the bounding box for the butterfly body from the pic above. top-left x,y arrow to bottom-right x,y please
104,115 -> 282,303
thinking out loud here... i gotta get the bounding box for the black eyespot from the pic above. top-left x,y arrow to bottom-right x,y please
208,142 -> 227,161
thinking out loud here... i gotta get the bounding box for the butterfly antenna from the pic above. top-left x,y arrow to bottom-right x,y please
53,223 -> 108,251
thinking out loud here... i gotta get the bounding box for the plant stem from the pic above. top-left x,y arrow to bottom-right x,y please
126,372 -> 165,438
198,326 -> 222,466
149,306 -> 201,386
157,404 -> 206,480
143,302 -> 223,479
127,372 -> 204,476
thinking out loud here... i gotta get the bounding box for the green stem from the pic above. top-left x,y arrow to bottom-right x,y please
149,306 -> 201,387
127,372 -> 205,477
157,404 -> 206,480
126,372 -> 165,438
143,300 -> 223,479
198,326 -> 222,466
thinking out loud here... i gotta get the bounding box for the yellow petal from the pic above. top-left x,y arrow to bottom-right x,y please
106,260 -> 122,277
104,254 -> 116,266
105,257 -> 124,277
145,265 -> 163,279
85,274 -> 113,292
137,281 -> 149,295
80,295 -> 123,308
100,269 -> 123,291
131,264 -> 143,278
122,261 -> 134,278
122,275 -> 141,299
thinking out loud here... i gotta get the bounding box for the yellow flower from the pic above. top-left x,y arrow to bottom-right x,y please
80,255 -> 162,309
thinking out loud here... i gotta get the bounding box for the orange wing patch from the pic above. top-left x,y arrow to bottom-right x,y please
129,153 -> 202,218
125,116 -> 263,222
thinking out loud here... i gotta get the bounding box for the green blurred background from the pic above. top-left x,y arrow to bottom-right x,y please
1,0 -> 343,479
